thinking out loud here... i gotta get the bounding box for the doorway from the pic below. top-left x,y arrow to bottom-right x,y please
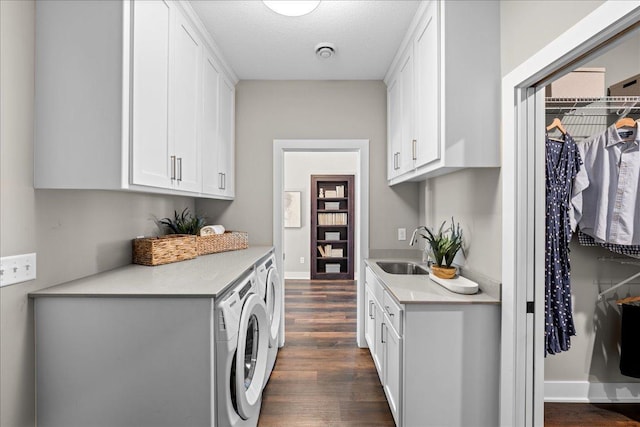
502,3 -> 640,426
273,139 -> 370,347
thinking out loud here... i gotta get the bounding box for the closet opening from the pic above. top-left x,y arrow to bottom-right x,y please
501,3 -> 640,426
542,28 -> 640,425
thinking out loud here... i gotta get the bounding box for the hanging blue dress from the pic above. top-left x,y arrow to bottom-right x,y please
545,132 -> 582,355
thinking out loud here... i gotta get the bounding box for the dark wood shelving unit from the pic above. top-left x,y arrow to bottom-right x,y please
311,175 -> 354,280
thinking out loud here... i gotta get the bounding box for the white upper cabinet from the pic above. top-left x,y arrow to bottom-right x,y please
130,0 -> 172,189
34,0 -> 237,199
384,0 -> 500,185
171,11 -> 203,193
201,53 -> 235,199
413,3 -> 439,168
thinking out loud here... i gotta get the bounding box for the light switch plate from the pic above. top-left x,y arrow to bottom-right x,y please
398,228 -> 407,241
0,253 -> 37,287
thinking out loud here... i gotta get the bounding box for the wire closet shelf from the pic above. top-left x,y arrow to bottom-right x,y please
545,96 -> 640,117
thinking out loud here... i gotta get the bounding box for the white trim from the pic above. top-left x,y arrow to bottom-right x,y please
284,272 -> 310,280
545,381 -> 640,403
501,2 -> 640,426
273,139 -> 370,348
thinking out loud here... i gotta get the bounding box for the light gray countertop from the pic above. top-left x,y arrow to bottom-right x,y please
30,246 -> 273,298
365,258 -> 501,304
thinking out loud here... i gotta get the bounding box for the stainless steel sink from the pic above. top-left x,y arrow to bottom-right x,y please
376,261 -> 428,275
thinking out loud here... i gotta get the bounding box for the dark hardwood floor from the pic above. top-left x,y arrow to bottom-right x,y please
545,403 -> 640,426
258,279 -> 640,426
258,280 -> 394,427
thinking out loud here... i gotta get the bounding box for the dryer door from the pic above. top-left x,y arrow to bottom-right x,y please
235,293 -> 269,420
265,267 -> 282,347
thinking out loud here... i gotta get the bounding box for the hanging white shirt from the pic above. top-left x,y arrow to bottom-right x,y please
571,121 -> 640,245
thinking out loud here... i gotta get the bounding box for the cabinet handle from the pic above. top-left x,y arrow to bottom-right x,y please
170,156 -> 176,180
385,305 -> 394,317
177,157 -> 182,182
369,301 -> 375,319
222,173 -> 226,190
218,173 -> 224,190
381,322 -> 386,344
412,139 -> 417,160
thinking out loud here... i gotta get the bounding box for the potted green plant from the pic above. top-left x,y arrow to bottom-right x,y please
159,208 -> 206,235
411,218 -> 464,279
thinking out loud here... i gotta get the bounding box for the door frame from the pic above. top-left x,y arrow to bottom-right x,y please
273,139 -> 370,347
501,2 -> 640,426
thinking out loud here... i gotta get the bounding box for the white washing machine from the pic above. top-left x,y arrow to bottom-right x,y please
215,270 -> 269,427
255,251 -> 282,389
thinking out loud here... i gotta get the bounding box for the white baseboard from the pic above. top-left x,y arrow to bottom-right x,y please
284,271 -> 309,280
545,381 -> 640,403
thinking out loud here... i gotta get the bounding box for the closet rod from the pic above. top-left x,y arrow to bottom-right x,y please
597,272 -> 640,300
596,257 -> 640,300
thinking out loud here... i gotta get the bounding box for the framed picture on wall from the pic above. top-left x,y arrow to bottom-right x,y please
284,191 -> 301,228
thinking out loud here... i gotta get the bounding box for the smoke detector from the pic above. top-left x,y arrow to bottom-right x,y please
315,43 -> 336,59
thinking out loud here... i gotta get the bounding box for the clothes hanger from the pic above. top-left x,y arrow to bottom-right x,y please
614,117 -> 636,129
616,295 -> 640,305
546,117 -> 567,134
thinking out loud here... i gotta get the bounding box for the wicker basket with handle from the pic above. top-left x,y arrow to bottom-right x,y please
132,234 -> 197,266
197,231 -> 248,255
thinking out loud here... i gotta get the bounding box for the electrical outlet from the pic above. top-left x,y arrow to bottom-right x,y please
0,253 -> 37,287
299,257 -> 305,264
398,228 -> 407,241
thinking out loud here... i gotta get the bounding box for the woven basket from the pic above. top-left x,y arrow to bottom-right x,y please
132,234 -> 197,266
197,231 -> 248,256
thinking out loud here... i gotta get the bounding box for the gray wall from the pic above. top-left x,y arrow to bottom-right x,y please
0,2 -> 195,426
283,152 -> 358,278
196,80 -> 420,252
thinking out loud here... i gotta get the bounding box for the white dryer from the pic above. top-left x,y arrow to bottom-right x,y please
216,270 -> 269,427
255,251 -> 282,389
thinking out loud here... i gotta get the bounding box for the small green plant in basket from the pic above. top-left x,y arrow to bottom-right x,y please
159,208 -> 206,235
411,217 -> 464,279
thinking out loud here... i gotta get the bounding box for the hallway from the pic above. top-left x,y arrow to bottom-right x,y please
258,280 -> 394,426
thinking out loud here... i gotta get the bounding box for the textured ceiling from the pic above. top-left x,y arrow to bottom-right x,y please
189,0 -> 421,80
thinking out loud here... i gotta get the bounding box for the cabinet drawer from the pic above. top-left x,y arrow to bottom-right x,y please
365,266 -> 385,304
383,290 -> 403,334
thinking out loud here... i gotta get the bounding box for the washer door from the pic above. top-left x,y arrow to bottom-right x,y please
265,267 -> 282,347
235,293 -> 269,420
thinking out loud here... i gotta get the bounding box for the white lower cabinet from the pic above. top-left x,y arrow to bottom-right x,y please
365,266 -> 500,427
382,316 -> 402,425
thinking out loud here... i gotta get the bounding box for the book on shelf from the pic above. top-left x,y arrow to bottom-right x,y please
317,213 -> 348,225
336,185 -> 344,198
318,244 -> 337,257
325,190 -> 337,198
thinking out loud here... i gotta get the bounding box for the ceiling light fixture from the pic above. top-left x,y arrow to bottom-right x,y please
315,42 -> 336,59
263,1 -> 320,17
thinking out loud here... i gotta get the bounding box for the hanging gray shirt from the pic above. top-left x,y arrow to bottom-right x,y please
571,121 -> 640,245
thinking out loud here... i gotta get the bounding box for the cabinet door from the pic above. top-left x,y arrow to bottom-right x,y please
399,52 -> 415,173
218,75 -> 235,197
201,52 -> 221,195
384,321 -> 402,426
387,77 -> 402,180
373,300 -> 385,383
131,0 -> 172,189
414,1 -> 440,167
364,286 -> 376,353
171,10 -> 202,192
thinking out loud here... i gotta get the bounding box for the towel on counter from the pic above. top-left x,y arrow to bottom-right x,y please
620,301 -> 640,378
